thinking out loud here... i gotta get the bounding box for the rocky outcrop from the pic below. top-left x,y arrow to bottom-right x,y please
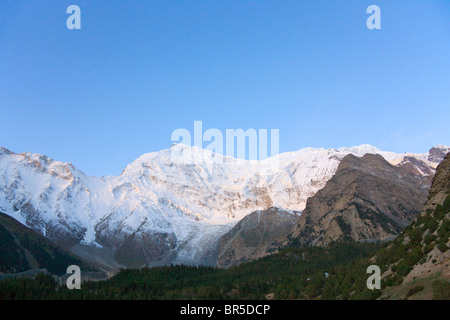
421,153 -> 450,215
290,153 -> 433,247
217,207 -> 300,268
399,152 -> 450,283
427,145 -> 450,164
378,152 -> 450,299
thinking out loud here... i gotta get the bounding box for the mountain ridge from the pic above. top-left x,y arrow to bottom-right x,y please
0,143 -> 447,268
290,153 -> 433,247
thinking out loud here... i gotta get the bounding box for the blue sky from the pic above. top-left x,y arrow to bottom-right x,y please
1,0 -> 449,176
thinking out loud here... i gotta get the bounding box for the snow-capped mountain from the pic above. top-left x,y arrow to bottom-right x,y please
0,144 -> 446,268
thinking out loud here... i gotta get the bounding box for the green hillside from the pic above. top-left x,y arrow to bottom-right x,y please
0,212 -> 96,276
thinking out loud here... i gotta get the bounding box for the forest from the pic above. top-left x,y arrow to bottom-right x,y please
0,241 -> 383,300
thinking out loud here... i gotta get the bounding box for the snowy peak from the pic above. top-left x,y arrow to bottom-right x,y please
0,147 -> 13,155
336,144 -> 383,155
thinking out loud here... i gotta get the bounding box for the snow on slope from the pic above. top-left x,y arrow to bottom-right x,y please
0,144 -> 445,266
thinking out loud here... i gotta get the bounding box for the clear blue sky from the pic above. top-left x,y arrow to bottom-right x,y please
1,0 -> 449,176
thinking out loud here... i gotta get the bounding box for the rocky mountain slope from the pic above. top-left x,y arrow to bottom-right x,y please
217,207 -> 301,268
376,152 -> 450,299
0,144 -> 447,268
290,153 -> 433,247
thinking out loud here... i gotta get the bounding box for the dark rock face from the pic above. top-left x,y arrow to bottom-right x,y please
290,154 -> 433,247
397,156 -> 435,177
428,146 -> 450,164
423,152 -> 450,212
113,231 -> 177,268
217,207 -> 301,268
69,231 -> 178,270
